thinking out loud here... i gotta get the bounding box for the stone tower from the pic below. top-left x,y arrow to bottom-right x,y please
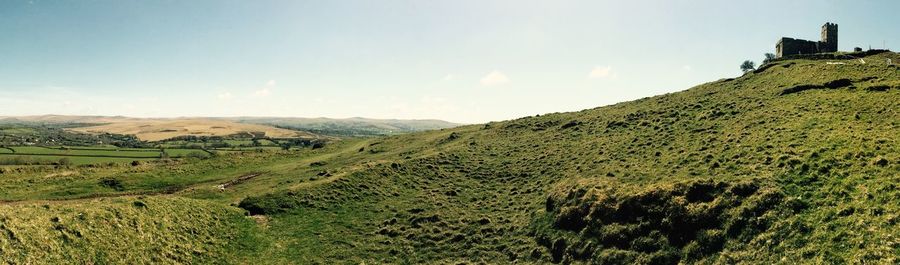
820,22 -> 838,52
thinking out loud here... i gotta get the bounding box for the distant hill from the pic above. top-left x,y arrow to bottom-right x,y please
0,115 -> 459,141
0,115 -> 320,141
228,117 -> 461,137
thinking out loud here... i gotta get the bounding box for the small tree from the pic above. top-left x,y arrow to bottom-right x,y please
740,60 -> 756,73
762,53 -> 776,65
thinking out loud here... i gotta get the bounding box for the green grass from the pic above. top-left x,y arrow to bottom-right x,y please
0,146 -> 163,165
163,148 -> 207,157
0,196 -> 265,264
0,52 -> 898,263
223,139 -> 254,146
233,52 -> 900,263
0,155 -> 155,166
8,146 -> 161,158
0,128 -> 36,134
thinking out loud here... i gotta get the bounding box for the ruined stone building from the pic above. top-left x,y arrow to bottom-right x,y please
776,23 -> 838,58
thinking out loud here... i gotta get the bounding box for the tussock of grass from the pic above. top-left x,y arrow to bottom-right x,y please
533,179 -> 795,263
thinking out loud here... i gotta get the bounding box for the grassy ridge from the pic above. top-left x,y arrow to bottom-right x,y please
0,52 -> 897,263
237,52 -> 900,263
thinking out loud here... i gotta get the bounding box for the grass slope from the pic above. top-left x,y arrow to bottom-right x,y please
0,196 -> 263,264
0,52 -> 897,264
238,52 -> 899,263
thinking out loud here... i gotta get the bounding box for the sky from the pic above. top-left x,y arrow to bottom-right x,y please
1,0 -> 898,124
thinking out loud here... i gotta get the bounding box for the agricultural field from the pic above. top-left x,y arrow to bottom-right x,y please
0,145 -> 223,165
62,118 -> 319,141
0,121 -> 329,166
231,117 -> 461,137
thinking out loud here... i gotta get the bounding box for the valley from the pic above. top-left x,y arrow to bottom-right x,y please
0,52 -> 897,263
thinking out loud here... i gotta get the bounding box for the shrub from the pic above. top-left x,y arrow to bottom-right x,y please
56,158 -> 72,166
185,151 -> 211,159
99,178 -> 125,191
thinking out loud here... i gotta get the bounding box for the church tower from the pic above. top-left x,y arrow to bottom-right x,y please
820,22 -> 838,52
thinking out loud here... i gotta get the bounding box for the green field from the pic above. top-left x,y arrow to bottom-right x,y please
0,155 -> 157,166
8,146 -> 161,157
0,146 -> 279,165
0,52 -> 898,263
163,148 -> 209,158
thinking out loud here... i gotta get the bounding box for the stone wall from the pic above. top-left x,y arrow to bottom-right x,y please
776,37 -> 819,57
775,22 -> 838,58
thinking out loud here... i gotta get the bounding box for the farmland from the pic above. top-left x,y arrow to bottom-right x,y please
0,121 -> 328,165
0,146 -> 216,165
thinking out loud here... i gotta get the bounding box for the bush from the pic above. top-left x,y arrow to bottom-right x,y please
56,158 -> 72,166
99,178 -> 125,191
185,151 -> 211,159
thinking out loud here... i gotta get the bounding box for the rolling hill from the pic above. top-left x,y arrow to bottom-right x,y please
0,115 -> 459,140
0,51 -> 897,263
68,119 -> 317,142
1,115 -> 319,141
229,117 -> 462,137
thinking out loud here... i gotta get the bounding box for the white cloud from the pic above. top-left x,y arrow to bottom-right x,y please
442,74 -> 454,81
217,92 -> 233,100
480,71 -> 509,86
254,88 -> 271,97
682,65 -> 693,71
254,80 -> 276,97
588,66 -> 616,79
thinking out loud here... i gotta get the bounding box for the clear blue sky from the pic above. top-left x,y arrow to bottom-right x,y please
1,0 -> 897,123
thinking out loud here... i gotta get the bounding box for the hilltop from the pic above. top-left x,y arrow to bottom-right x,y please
0,51 -> 897,264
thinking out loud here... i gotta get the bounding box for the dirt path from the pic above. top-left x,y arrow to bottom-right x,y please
215,173 -> 263,190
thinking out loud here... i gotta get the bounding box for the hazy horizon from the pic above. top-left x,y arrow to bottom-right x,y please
2,0 -> 898,123
1,114 -> 465,124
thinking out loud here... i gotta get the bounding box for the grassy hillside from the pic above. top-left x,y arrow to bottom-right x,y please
236,51 -> 899,263
0,196 -> 263,264
0,52 -> 897,263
